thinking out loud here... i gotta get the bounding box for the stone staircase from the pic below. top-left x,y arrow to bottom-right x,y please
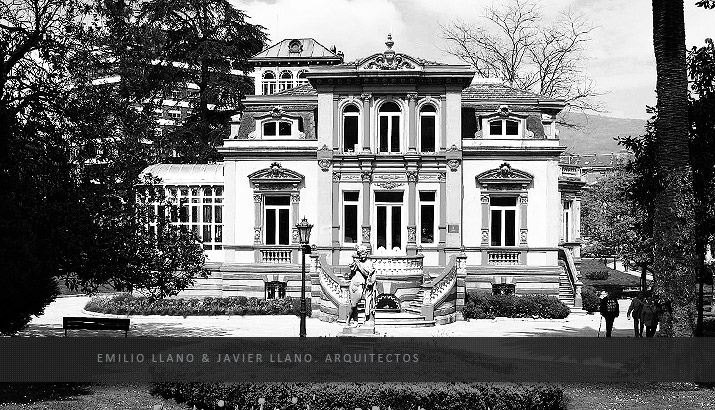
559,268 -> 575,307
352,292 -> 436,327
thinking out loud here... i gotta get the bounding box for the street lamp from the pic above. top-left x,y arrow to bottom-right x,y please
295,217 -> 313,337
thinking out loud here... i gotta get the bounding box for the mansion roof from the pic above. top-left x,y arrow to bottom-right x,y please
142,163 -> 224,185
249,38 -> 343,65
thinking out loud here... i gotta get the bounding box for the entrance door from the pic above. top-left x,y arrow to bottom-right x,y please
374,191 -> 404,252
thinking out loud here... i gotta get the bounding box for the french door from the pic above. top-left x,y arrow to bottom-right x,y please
376,204 -> 402,251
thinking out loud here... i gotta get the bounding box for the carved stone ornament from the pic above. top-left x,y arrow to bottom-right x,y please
407,93 -> 418,102
361,171 -> 372,182
270,106 -> 285,119
318,144 -> 331,151
520,195 -> 529,205
447,159 -> 461,172
375,181 -> 403,189
520,229 -> 528,244
248,163 -> 305,189
292,228 -> 300,243
480,195 -> 490,204
254,227 -> 262,243
361,93 -> 372,102
481,229 -> 489,244
438,172 -> 447,181
447,144 -> 460,152
406,170 -> 418,182
407,226 -> 417,242
498,105 -> 511,116
318,158 -> 331,172
290,193 -> 300,203
360,34 -> 418,71
362,226 -> 371,242
253,194 -> 262,203
496,163 -> 514,178
332,172 -> 341,182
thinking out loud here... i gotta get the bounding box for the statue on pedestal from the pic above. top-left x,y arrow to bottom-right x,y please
347,245 -> 377,327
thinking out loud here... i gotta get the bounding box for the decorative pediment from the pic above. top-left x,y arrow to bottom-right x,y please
358,34 -> 422,71
248,162 -> 304,190
254,106 -> 302,121
476,163 -> 534,190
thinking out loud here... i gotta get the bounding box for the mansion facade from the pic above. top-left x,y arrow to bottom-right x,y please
143,36 -> 585,324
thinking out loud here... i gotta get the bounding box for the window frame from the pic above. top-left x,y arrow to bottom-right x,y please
377,101 -> 403,153
418,104 -> 438,153
341,103 -> 361,153
261,119 -> 296,139
278,70 -> 294,92
342,191 -> 360,244
418,191 -> 436,245
262,70 -> 277,95
264,196 -> 291,246
489,196 -> 518,247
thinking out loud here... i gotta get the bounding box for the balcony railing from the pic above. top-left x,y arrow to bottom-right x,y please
368,255 -> 424,276
260,248 -> 293,264
487,251 -> 521,265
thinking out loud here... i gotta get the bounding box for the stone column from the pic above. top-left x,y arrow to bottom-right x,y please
519,194 -> 528,264
332,173 -> 341,264
438,172 -> 447,265
480,194 -> 490,265
253,193 -> 262,263
361,170 -> 372,248
291,192 -> 300,263
332,96 -> 340,149
361,93 -> 372,152
406,170 -> 418,255
407,93 -> 417,152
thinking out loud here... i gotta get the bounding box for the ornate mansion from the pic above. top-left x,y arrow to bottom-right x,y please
142,36 -> 586,325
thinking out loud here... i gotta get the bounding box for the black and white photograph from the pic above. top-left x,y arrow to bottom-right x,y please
1,0 -> 714,408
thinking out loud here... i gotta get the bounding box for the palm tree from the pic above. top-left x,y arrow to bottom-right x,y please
650,0 -> 698,336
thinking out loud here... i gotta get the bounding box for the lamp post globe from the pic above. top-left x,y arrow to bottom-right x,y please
296,217 -> 312,337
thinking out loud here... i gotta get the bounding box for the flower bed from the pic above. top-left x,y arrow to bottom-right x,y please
462,292 -> 570,319
84,294 -> 311,316
150,382 -> 567,410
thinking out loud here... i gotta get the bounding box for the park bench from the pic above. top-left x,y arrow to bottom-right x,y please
63,317 -> 130,337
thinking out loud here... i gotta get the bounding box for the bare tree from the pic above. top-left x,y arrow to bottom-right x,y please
441,0 -> 600,112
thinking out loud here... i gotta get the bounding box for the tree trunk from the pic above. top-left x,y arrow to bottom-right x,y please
641,265 -> 648,293
651,0 -> 698,336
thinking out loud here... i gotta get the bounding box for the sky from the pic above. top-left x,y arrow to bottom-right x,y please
229,0 -> 715,119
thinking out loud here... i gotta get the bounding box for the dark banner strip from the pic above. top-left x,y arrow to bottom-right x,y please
1,338 -> 713,382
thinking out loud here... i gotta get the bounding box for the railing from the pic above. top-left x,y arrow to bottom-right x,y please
487,251 -> 520,265
421,254 -> 466,321
559,164 -> 582,178
316,254 -> 348,307
558,247 -> 583,308
369,255 -> 424,276
260,248 -> 292,264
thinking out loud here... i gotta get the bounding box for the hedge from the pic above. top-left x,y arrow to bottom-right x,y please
581,286 -> 600,313
463,292 -> 570,319
150,382 -> 567,410
84,294 -> 311,316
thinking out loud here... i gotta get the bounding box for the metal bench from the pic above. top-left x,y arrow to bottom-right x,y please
63,317 -> 130,337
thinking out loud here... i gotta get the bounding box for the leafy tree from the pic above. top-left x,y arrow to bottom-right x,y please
440,0 -> 599,112
138,0 -> 267,162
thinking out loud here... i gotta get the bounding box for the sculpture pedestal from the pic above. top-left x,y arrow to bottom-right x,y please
337,321 -> 379,337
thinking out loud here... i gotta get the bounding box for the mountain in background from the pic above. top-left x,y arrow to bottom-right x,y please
557,113 -> 647,155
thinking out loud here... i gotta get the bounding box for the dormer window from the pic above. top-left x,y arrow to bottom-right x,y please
263,120 -> 293,138
278,70 -> 293,92
262,71 -> 276,95
489,119 -> 520,136
288,39 -> 303,54
378,101 -> 402,153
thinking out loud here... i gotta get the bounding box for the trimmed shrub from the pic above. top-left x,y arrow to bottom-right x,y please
85,294 -> 311,316
584,271 -> 609,280
581,286 -> 600,313
150,382 -> 567,410
463,292 -> 570,319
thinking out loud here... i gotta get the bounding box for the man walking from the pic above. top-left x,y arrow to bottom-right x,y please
599,291 -> 620,337
627,292 -> 645,337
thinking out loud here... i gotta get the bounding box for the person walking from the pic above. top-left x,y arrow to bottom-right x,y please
627,292 -> 645,337
599,291 -> 620,337
641,295 -> 660,337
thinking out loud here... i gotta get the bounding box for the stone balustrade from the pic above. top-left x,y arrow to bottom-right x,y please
368,254 -> 424,276
487,251 -> 520,265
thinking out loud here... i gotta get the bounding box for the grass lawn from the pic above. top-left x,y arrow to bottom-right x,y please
1,383 -> 714,409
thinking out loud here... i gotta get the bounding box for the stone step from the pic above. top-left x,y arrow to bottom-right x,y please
375,312 -> 435,327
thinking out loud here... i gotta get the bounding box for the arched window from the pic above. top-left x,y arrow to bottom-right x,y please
378,101 -> 401,153
488,119 -> 520,137
263,120 -> 293,138
296,70 -> 309,87
419,104 -> 437,152
262,71 -> 276,95
278,70 -> 293,92
342,104 -> 360,152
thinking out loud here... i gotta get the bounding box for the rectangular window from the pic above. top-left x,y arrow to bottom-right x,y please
419,191 -> 436,244
562,200 -> 572,242
505,120 -> 519,136
263,122 -> 276,136
489,121 -> 502,135
344,192 -> 359,243
278,121 -> 291,136
490,197 -> 517,246
420,116 -> 436,152
265,196 -> 290,245
391,116 -> 400,152
379,116 -> 389,152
